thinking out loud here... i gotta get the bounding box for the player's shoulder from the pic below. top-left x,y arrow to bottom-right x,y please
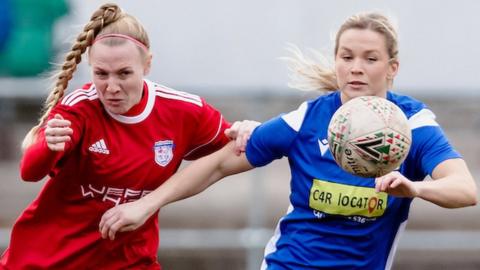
387,91 -> 439,130
149,80 -> 204,108
308,91 -> 339,109
280,92 -> 338,132
387,91 -> 429,118
287,91 -> 338,114
302,91 -> 340,121
60,83 -> 99,108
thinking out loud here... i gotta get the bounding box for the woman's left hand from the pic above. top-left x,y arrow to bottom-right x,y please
375,171 -> 419,198
224,120 -> 261,155
99,200 -> 153,240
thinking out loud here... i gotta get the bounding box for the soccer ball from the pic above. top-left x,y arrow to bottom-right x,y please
327,96 -> 411,177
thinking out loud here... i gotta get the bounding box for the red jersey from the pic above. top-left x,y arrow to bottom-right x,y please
0,79 -> 230,269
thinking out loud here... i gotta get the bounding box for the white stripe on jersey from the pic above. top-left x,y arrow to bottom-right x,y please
64,94 -> 99,106
155,84 -> 202,105
61,87 -> 98,106
408,108 -> 439,130
106,79 -> 157,124
61,88 -> 86,105
281,101 -> 308,132
385,221 -> 407,270
183,115 -> 223,158
155,90 -> 203,107
260,204 -> 294,270
62,85 -> 96,104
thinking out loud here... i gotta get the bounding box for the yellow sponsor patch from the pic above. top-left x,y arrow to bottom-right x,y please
309,179 -> 387,217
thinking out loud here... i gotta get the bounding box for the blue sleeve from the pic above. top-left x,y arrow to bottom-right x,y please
404,126 -> 461,179
245,116 -> 297,167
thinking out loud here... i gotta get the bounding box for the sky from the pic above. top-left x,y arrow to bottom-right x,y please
57,0 -> 480,96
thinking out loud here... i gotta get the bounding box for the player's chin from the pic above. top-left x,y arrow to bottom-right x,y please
344,86 -> 369,95
344,87 -> 386,100
105,105 -> 128,115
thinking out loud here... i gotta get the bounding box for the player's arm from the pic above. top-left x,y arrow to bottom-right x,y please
415,158 -> 477,208
414,119 -> 480,208
20,113 -> 73,181
376,159 -> 477,208
376,108 -> 478,208
182,97 -> 260,159
99,141 -> 253,240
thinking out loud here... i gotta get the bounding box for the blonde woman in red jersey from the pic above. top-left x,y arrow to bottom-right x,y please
0,3 -> 256,269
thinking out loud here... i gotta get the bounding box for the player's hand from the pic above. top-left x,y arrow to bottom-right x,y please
44,114 -> 73,151
375,171 -> 419,198
99,200 -> 151,240
224,120 -> 261,155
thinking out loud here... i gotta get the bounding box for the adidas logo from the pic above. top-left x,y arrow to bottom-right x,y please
88,139 -> 110,154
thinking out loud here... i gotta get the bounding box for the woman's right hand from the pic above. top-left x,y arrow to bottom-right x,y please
44,114 -> 73,151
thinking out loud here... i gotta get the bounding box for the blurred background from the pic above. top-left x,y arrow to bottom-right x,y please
0,0 -> 479,269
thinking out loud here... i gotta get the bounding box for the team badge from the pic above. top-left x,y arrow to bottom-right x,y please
153,140 -> 175,167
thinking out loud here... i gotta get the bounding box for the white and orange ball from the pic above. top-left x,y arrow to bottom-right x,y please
327,96 -> 411,177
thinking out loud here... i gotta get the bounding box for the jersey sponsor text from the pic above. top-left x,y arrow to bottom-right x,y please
80,184 -> 152,206
309,179 -> 387,218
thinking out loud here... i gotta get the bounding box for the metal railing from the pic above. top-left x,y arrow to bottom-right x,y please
2,228 -> 480,251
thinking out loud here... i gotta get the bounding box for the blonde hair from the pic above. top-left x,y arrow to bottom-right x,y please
285,12 -> 399,92
22,3 -> 150,150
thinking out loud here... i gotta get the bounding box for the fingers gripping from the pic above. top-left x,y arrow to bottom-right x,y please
224,122 -> 241,139
45,114 -> 73,151
225,120 -> 260,155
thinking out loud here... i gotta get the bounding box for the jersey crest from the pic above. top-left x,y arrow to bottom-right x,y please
153,140 -> 175,167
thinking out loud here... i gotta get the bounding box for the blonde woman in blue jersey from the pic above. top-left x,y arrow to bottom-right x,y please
99,12 -> 478,269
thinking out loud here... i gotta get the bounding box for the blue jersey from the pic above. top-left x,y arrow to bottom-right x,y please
245,91 -> 460,270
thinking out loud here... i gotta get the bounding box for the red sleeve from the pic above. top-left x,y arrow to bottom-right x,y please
19,128 -> 63,182
183,100 -> 231,160
19,103 -> 84,181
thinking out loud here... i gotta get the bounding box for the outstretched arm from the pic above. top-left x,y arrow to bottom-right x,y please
99,141 -> 254,240
20,114 -> 73,181
375,158 -> 478,208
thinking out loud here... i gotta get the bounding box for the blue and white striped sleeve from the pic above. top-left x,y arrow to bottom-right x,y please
407,108 -> 461,177
246,102 -> 309,167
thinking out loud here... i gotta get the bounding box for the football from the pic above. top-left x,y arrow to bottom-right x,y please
327,96 -> 411,177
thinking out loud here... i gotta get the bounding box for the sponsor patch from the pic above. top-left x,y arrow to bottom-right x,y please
154,140 -> 175,167
309,179 -> 387,218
